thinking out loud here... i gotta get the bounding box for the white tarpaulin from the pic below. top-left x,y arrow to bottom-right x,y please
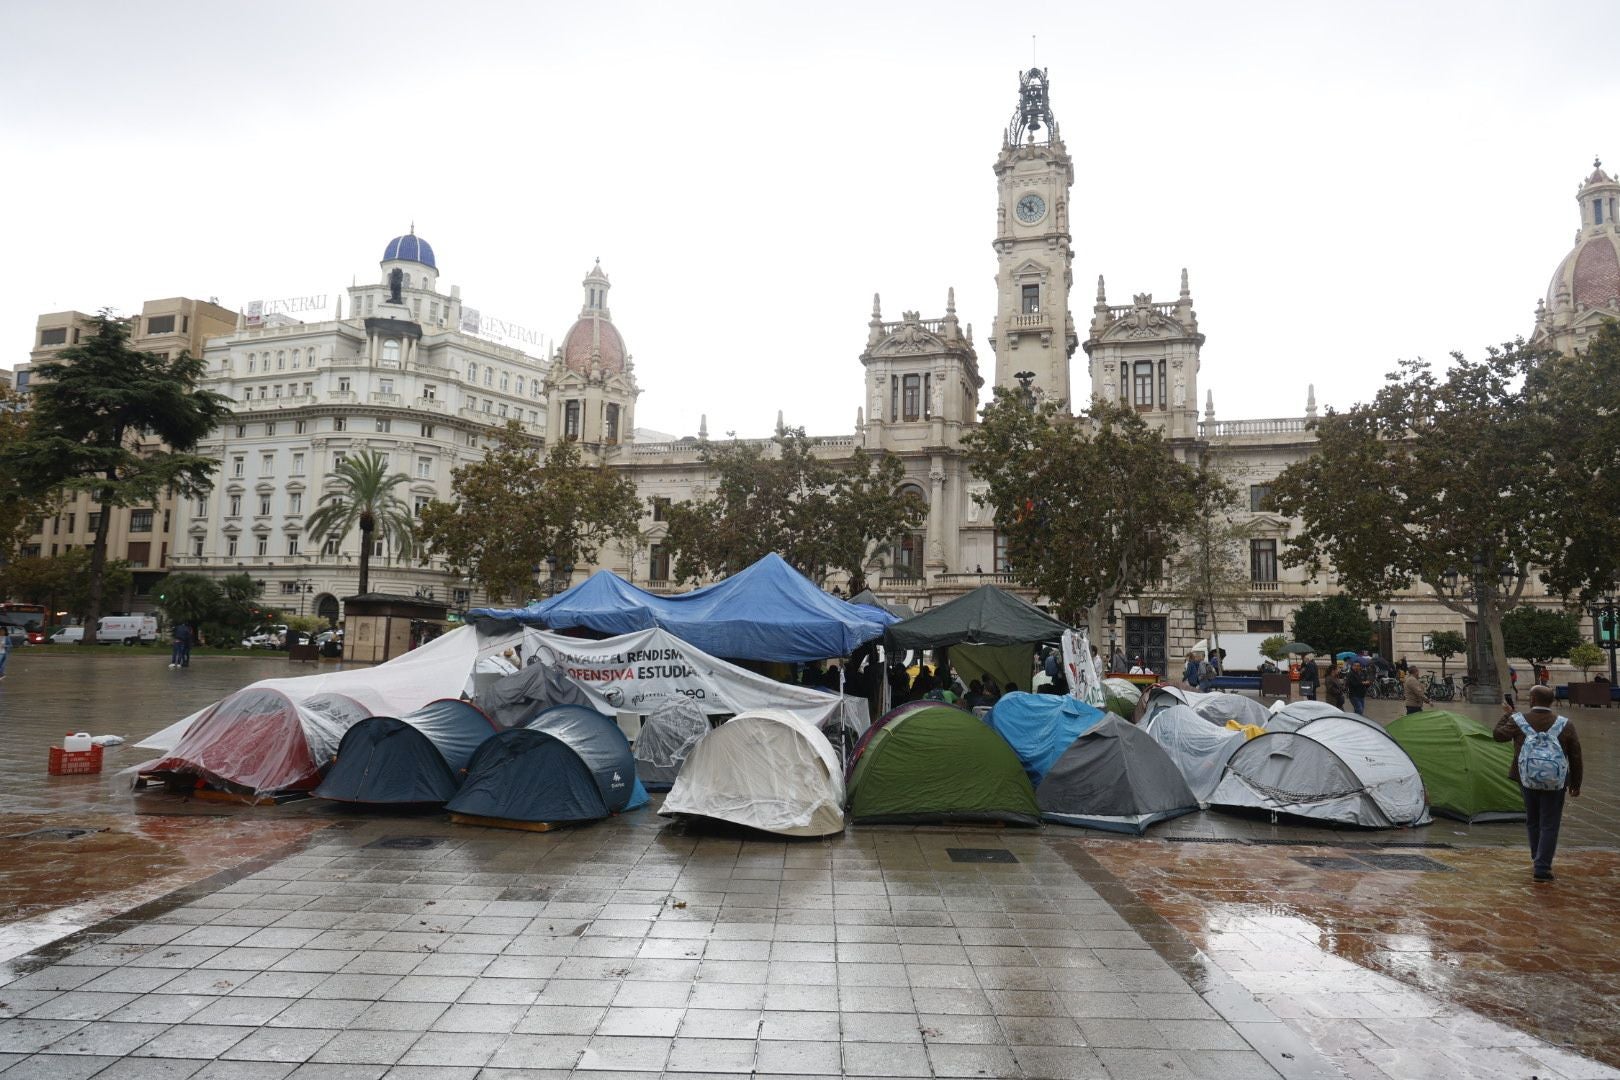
137,625 -> 519,752
1141,685 -> 1273,729
1143,704 -> 1247,804
518,627 -> 844,728
1061,628 -> 1106,708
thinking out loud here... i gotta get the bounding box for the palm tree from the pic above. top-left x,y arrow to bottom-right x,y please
305,450 -> 415,595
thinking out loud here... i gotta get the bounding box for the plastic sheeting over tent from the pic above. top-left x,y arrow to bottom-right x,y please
447,705 -> 649,827
883,585 -> 1067,651
1102,678 -> 1143,719
1141,686 -> 1272,729
140,688 -> 372,797
633,697 -> 711,791
1264,700 -> 1387,735
137,625 -> 515,753
314,699 -> 499,806
1210,715 -> 1430,827
984,692 -> 1107,786
1143,704 -> 1247,804
1037,714 -> 1200,834
486,627 -> 848,730
1386,710 -> 1525,823
661,710 -> 845,836
847,704 -> 1039,826
470,553 -> 895,662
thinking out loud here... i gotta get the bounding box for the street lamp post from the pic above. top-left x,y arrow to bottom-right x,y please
1106,603 -> 1118,672
1588,589 -> 1620,685
1371,603 -> 1398,658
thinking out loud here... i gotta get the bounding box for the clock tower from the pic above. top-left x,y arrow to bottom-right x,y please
990,68 -> 1078,408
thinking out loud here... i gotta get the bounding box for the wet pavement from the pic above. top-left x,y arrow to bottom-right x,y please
0,654 -> 1616,1078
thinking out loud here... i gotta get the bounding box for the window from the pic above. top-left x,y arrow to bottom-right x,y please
276,351 -> 285,370
564,400 -> 581,439
287,535 -> 300,556
248,354 -> 257,373
333,417 -> 346,432
127,541 -> 150,568
333,451 -> 347,468
89,513 -> 104,532
261,453 -> 274,474
483,368 -> 492,387
467,362 -> 478,384
903,374 -> 921,422
453,588 -> 471,607
513,376 -> 523,396
652,497 -> 671,522
291,452 -> 304,476
372,538 -> 385,557
466,432 -> 478,447
228,495 -> 241,517
146,315 -> 176,335
890,375 -> 899,422
1247,619 -> 1286,634
375,418 -> 391,433
227,536 -> 238,557
242,389 -> 251,403
423,384 -> 437,400
302,383 -> 312,398
420,423 -> 435,439
289,492 -> 302,514
1158,360 -> 1167,407
500,372 -> 509,392
192,538 -> 204,558
338,376 -> 351,393
1250,538 -> 1278,583
482,399 -> 492,414
1133,361 -> 1154,406
606,403 -> 620,444
163,509 -> 170,532
923,374 -> 932,420
256,536 -> 269,557
1248,484 -> 1273,512
265,421 -> 276,437
379,378 -> 394,395
291,348 -> 300,368
414,495 -> 431,517
236,424 -> 247,438
497,403 -> 508,418
649,544 -> 670,583
194,497 -> 207,517
528,410 -> 538,424
232,456 -> 245,478
430,301 -> 439,321
39,327 -> 67,346
64,513 -> 75,533
1021,284 -> 1039,314
273,384 -> 282,398
258,495 -> 272,516
467,396 -> 477,412
281,581 -> 300,596
1598,199 -> 1607,226
324,537 -> 340,556
416,456 -> 432,479
994,531 -> 1010,572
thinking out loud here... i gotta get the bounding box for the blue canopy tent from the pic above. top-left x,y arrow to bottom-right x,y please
470,553 -> 895,662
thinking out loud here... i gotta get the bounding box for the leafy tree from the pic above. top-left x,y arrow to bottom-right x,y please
1259,634 -> 1289,663
0,312 -> 230,643
1271,341 -> 1559,698
1163,485 -> 1253,654
419,423 -> 641,603
305,449 -> 416,596
1426,629 -> 1467,678
1290,595 -> 1373,657
154,572 -> 223,628
1569,641 -> 1605,680
0,385 -> 46,559
1501,606 -> 1582,669
963,389 -> 1202,630
210,572 -> 267,645
0,549 -> 132,621
658,427 -> 923,589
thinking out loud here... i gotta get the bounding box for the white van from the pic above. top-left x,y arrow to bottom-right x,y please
50,626 -> 84,644
98,615 -> 159,645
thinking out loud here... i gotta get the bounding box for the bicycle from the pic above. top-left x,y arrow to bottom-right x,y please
1425,674 -> 1455,702
1374,675 -> 1401,699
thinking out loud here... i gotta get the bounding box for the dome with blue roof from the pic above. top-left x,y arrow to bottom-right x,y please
382,231 -> 436,270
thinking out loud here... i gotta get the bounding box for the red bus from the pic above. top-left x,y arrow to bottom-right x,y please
0,602 -> 49,644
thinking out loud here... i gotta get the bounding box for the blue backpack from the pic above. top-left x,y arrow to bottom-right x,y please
1512,713 -> 1570,791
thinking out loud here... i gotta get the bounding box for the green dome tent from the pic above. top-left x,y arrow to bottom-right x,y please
846,704 -> 1039,825
1385,710 -> 1525,823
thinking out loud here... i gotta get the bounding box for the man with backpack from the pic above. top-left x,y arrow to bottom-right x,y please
1494,685 -> 1583,882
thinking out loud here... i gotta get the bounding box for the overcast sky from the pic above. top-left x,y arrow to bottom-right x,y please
2,1 -> 1611,438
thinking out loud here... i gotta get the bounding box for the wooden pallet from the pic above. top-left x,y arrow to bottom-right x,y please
449,812 -> 558,833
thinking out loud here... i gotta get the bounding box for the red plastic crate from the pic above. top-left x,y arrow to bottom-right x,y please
48,745 -> 104,776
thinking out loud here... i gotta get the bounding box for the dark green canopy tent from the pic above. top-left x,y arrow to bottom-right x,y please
884,585 -> 1068,650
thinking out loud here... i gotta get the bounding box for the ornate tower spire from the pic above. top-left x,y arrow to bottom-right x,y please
1180,268 -> 1190,299
1005,67 -> 1059,146
1306,383 -> 1318,419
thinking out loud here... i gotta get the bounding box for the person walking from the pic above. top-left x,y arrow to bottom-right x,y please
1325,663 -> 1346,710
1298,660 -> 1319,701
169,622 -> 194,669
1402,665 -> 1432,714
0,629 -> 11,682
1344,662 -> 1369,715
1494,685 -> 1583,882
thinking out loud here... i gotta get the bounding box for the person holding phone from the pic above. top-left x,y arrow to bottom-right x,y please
1494,684 -> 1583,882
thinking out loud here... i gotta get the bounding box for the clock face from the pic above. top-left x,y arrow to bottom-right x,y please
1015,193 -> 1046,224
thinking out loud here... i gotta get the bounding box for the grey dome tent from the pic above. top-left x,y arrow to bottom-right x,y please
448,705 -> 649,829
315,698 -> 499,806
1141,686 -> 1272,728
1210,715 -> 1429,828
1264,700 -> 1387,735
1143,704 -> 1248,804
661,710 -> 846,836
1036,714 -> 1199,834
633,697 -> 712,791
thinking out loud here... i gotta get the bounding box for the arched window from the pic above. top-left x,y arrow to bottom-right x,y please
891,484 -> 928,581
466,362 -> 478,384
290,348 -> 300,368
381,339 -> 401,364
514,376 -> 524,396
483,368 -> 493,387
500,372 -> 509,392
402,272 -> 412,288
276,351 -> 285,370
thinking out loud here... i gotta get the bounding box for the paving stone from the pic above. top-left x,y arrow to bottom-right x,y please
484,1033 -> 585,1069
131,1024 -> 252,1059
577,1034 -> 673,1072
662,1035 -> 754,1073
842,1039 -> 933,1076
93,1058 -> 212,1080
396,1031 -> 507,1068
309,1029 -> 421,1065
0,1053 -> 122,1079
220,1027 -> 340,1063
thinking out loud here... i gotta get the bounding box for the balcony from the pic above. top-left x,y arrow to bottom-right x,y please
414,397 -> 447,413
368,392 -> 402,406
1008,312 -> 1048,329
327,390 -> 357,403
1200,417 -> 1311,438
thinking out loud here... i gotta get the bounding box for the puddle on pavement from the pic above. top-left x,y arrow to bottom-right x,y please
1082,838 -> 1620,1069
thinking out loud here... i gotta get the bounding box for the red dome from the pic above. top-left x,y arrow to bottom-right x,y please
561,314 -> 627,376
1574,237 -> 1620,309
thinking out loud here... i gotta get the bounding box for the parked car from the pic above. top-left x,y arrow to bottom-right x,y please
26,628 -> 46,645
241,624 -> 289,649
49,626 -> 85,644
